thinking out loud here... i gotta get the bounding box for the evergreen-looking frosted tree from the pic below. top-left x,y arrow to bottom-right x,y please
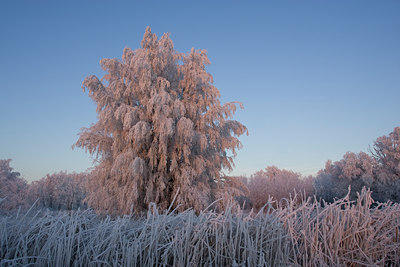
75,27 -> 247,214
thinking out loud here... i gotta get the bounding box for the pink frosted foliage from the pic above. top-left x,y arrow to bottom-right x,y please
370,127 -> 400,202
314,152 -> 375,202
28,171 -> 87,210
0,159 -> 28,210
372,127 -> 400,182
75,27 -> 247,214
315,127 -> 400,202
247,166 -> 314,210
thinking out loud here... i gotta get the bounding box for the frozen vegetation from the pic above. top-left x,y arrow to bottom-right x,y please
73,27 -> 247,214
1,189 -> 399,266
1,28 -> 400,266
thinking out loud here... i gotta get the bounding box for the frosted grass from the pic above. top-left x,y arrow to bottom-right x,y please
1,189 -> 399,266
277,188 -> 400,266
1,202 -> 289,266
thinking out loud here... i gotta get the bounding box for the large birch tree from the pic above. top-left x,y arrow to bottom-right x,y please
75,27 -> 247,214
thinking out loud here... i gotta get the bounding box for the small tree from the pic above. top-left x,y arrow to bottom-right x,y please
370,127 -> 400,202
0,159 -> 28,210
371,127 -> 400,182
75,27 -> 247,214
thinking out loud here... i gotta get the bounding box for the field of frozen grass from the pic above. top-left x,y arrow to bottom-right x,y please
1,189 -> 399,266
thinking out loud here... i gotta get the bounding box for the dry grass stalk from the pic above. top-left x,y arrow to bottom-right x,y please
1,188 -> 399,266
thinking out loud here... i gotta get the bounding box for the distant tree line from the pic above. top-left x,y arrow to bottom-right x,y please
0,161 -> 87,211
314,127 -> 400,204
1,127 -> 400,212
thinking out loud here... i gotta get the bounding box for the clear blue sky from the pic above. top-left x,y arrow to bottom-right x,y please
1,1 -> 399,182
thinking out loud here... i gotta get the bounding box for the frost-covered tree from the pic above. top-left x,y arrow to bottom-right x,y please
75,27 -> 247,214
370,127 -> 400,202
0,159 -> 28,210
217,175 -> 250,210
314,152 -> 375,202
314,128 -> 400,203
371,127 -> 400,182
28,172 -> 87,210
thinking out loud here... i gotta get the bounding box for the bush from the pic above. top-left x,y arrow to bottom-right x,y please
247,166 -> 314,210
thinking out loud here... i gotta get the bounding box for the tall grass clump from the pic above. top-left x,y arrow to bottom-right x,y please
0,200 -> 290,266
278,188 -> 400,266
1,188 -> 399,266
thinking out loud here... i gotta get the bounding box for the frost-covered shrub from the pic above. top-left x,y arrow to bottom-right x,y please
247,166 -> 314,210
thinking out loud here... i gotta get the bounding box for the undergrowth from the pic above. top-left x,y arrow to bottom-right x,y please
1,189 -> 399,266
